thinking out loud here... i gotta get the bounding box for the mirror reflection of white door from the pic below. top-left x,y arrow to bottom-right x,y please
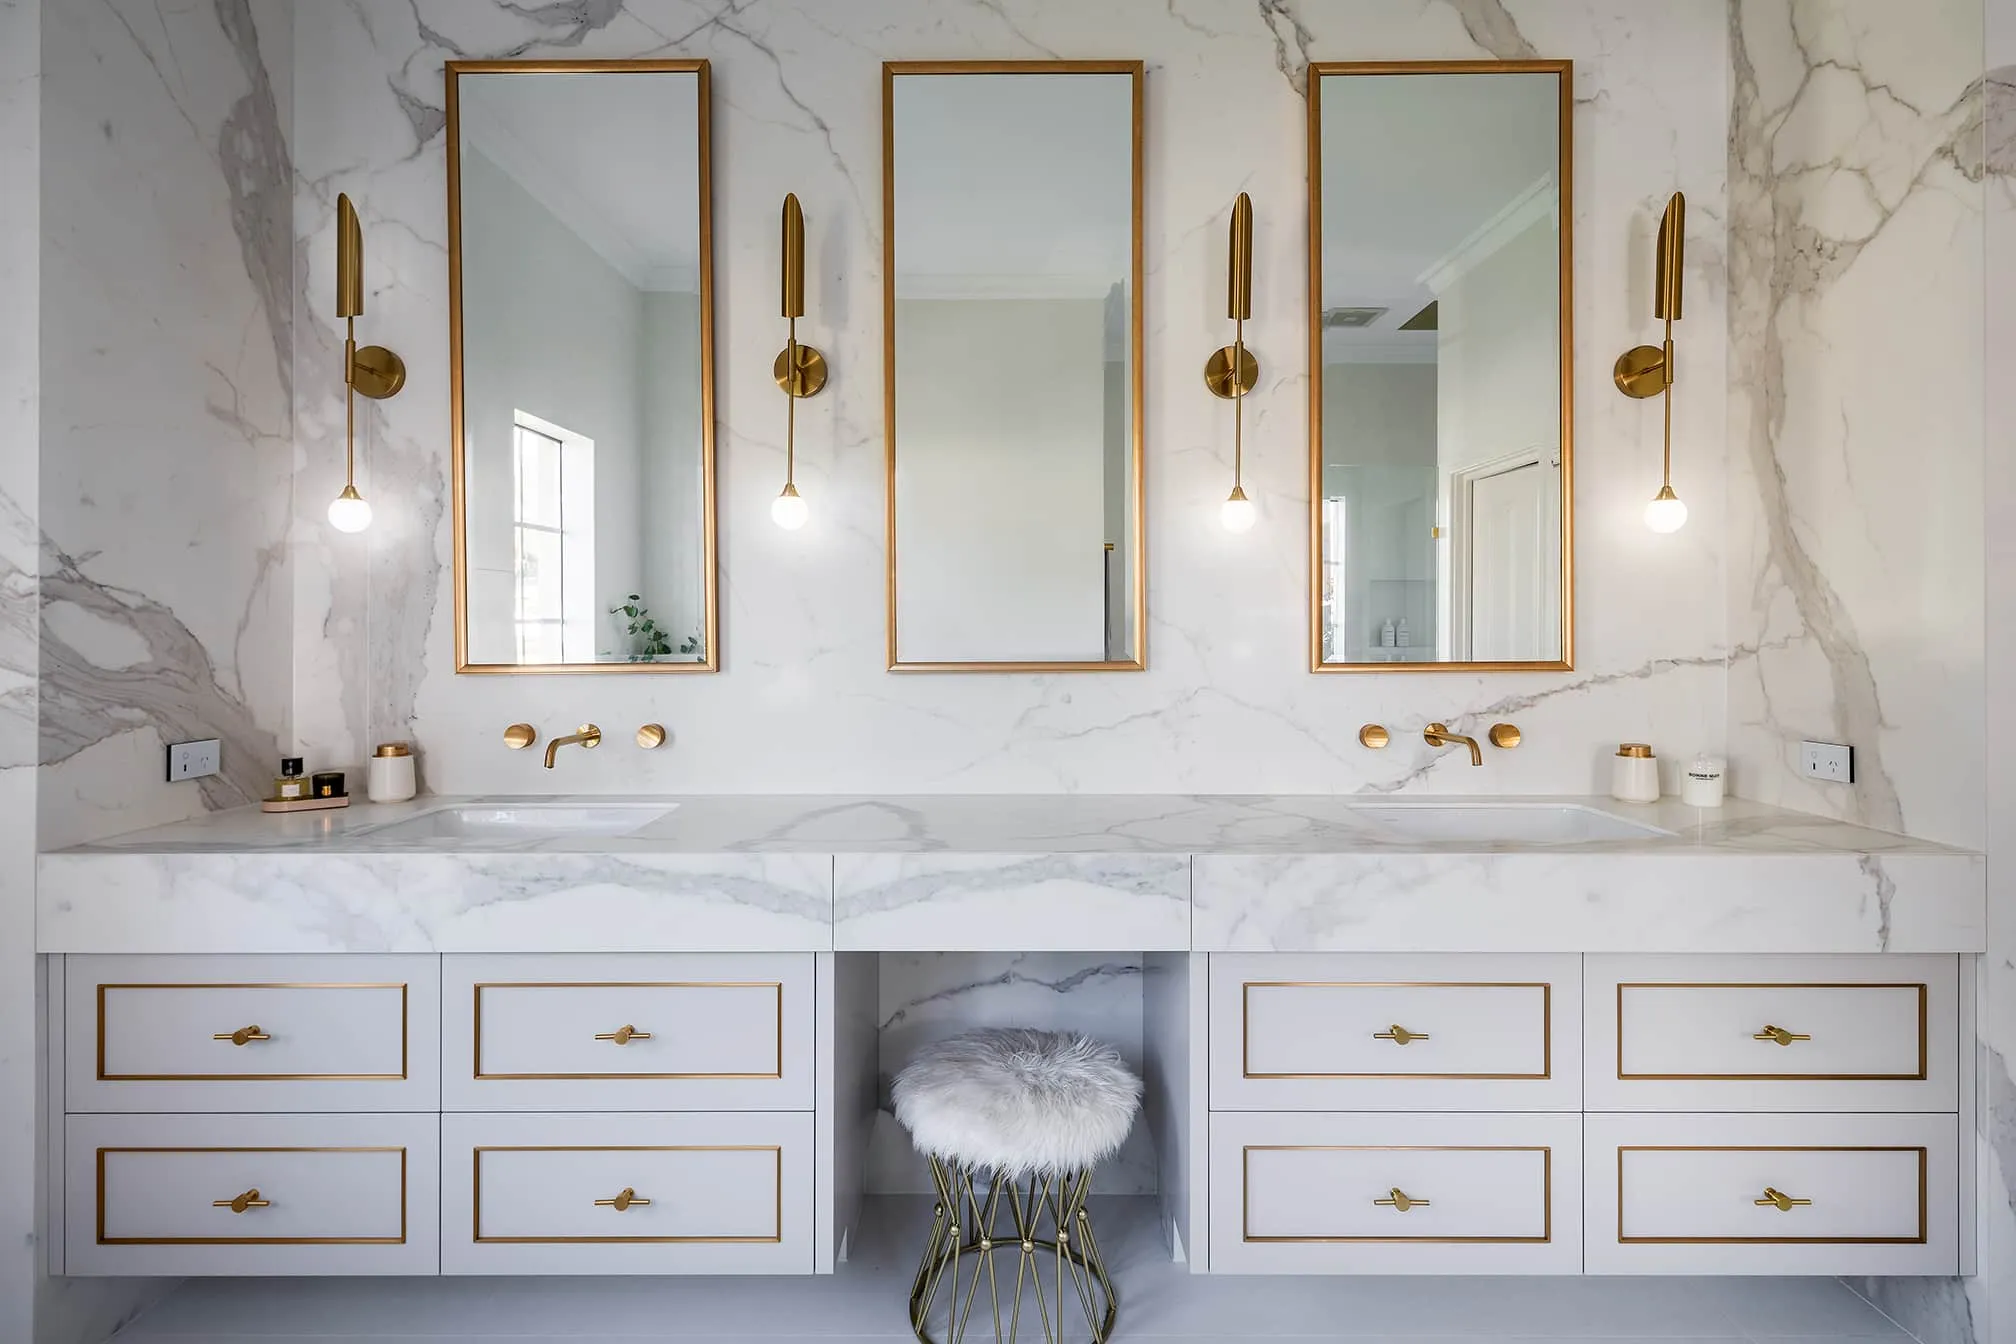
1450,451 -> 1559,661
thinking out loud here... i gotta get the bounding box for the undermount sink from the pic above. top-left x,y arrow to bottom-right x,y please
364,802 -> 677,841
1351,802 -> 1672,845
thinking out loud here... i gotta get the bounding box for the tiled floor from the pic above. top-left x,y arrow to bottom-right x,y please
112,1198 -> 1917,1343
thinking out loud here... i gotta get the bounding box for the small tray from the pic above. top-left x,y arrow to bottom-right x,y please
260,795 -> 350,813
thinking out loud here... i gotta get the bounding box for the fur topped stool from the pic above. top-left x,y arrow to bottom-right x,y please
893,1028 -> 1142,1344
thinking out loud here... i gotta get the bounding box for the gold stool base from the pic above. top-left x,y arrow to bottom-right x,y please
908,1156 -> 1117,1344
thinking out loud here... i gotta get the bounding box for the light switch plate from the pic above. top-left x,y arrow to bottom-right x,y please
1799,740 -> 1853,784
165,738 -> 221,783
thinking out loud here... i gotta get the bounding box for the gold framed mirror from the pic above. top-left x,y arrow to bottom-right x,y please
1308,60 -> 1573,673
447,59 -> 717,674
883,60 -> 1146,672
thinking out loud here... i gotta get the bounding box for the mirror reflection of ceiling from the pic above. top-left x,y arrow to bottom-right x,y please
458,71 -> 700,293
892,73 -> 1132,298
1320,73 -> 1556,365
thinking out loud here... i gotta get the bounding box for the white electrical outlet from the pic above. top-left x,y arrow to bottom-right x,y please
1800,740 -> 1853,784
165,738 -> 221,783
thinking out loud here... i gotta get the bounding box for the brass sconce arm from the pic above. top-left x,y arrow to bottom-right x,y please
1207,193 -> 1260,531
1617,192 -> 1688,532
330,194 -> 406,533
772,194 -> 826,530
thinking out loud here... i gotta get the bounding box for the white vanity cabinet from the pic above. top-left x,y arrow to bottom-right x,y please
1198,952 -> 1966,1277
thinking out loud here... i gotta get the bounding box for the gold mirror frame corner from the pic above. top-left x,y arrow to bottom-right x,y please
445,58 -> 720,676
1304,58 -> 1575,677
881,60 -> 1149,675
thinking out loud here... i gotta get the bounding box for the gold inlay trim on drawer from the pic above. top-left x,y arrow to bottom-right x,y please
471,1145 -> 784,1244
1615,1146 -> 1928,1245
1240,982 -> 1553,1080
95,1147 -> 408,1246
1241,1145 -> 1553,1244
1614,982 -> 1929,1081
96,983 -> 411,1082
471,982 -> 786,1081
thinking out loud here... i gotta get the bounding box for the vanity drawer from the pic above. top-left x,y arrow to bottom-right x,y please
65,954 -> 441,1112
1585,955 -> 1957,1111
441,1111 -> 814,1275
1208,1111 -> 1581,1274
64,1112 -> 439,1276
1211,954 -> 1581,1110
443,954 -> 814,1111
1585,1113 -> 1957,1275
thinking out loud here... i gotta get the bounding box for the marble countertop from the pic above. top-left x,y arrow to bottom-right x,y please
46,793 -> 1972,857
38,795 -> 1984,957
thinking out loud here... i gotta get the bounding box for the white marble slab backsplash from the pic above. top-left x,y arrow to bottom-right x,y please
288,0 -> 1732,799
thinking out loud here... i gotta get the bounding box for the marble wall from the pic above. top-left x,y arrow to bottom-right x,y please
37,0 -> 295,851
1724,0 -> 1988,852
291,0 -> 1732,798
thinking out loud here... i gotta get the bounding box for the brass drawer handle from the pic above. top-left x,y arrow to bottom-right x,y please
1373,1025 -> 1428,1046
1755,1186 -> 1812,1212
1374,1188 -> 1428,1213
594,1187 -> 650,1211
1753,1025 -> 1811,1047
212,1025 -> 271,1046
213,1188 -> 270,1214
594,1025 -> 652,1045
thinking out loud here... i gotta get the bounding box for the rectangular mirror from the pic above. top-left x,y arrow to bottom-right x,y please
1308,61 -> 1572,672
884,61 -> 1145,672
448,60 -> 715,673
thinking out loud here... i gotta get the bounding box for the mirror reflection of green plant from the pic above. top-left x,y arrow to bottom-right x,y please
610,594 -> 703,662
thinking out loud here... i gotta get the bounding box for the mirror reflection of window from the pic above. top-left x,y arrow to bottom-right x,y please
450,63 -> 715,672
1311,65 -> 1571,671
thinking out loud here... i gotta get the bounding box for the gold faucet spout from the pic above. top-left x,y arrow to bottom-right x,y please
543,723 -> 602,769
1424,722 -> 1483,767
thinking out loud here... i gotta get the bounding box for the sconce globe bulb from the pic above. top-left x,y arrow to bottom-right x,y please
1220,485 -> 1256,534
771,483 -> 808,531
327,484 -> 372,534
1644,484 -> 1687,534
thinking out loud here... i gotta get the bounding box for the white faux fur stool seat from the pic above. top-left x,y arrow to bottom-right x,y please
895,1028 -> 1140,1343
894,1027 -> 1143,1176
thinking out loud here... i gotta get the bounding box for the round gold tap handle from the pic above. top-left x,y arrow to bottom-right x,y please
213,1026 -> 271,1046
1754,1187 -> 1811,1212
594,1187 -> 651,1211
636,723 -> 667,750
1753,1025 -> 1811,1047
1373,1025 -> 1428,1046
1374,1188 -> 1428,1212
594,1025 -> 652,1045
213,1188 -> 270,1214
503,723 -> 537,750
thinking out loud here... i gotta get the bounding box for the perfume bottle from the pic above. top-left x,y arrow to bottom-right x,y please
270,757 -> 307,802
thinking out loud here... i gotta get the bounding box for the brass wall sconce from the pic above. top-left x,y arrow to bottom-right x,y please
1205,192 -> 1259,533
772,193 -> 826,531
330,193 -> 406,534
1615,191 -> 1687,533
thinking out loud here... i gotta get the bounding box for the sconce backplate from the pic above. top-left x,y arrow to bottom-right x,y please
1204,345 -> 1259,400
1613,344 -> 1669,399
352,344 -> 407,400
774,343 -> 829,398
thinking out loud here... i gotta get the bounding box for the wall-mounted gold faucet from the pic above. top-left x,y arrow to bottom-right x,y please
1423,722 -> 1483,767
544,723 -> 602,769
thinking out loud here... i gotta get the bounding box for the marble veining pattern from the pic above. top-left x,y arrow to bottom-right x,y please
291,0 -> 1732,799
38,0 -> 295,848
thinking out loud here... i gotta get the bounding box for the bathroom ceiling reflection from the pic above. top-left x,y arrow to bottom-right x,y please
448,61 -> 716,674
1309,62 -> 1573,673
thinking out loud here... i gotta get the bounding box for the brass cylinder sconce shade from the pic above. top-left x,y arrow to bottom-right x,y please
330,193 -> 405,534
772,194 -> 825,532
337,195 -> 364,319
1209,193 -> 1260,533
1226,190 -> 1253,322
1616,191 -> 1688,533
